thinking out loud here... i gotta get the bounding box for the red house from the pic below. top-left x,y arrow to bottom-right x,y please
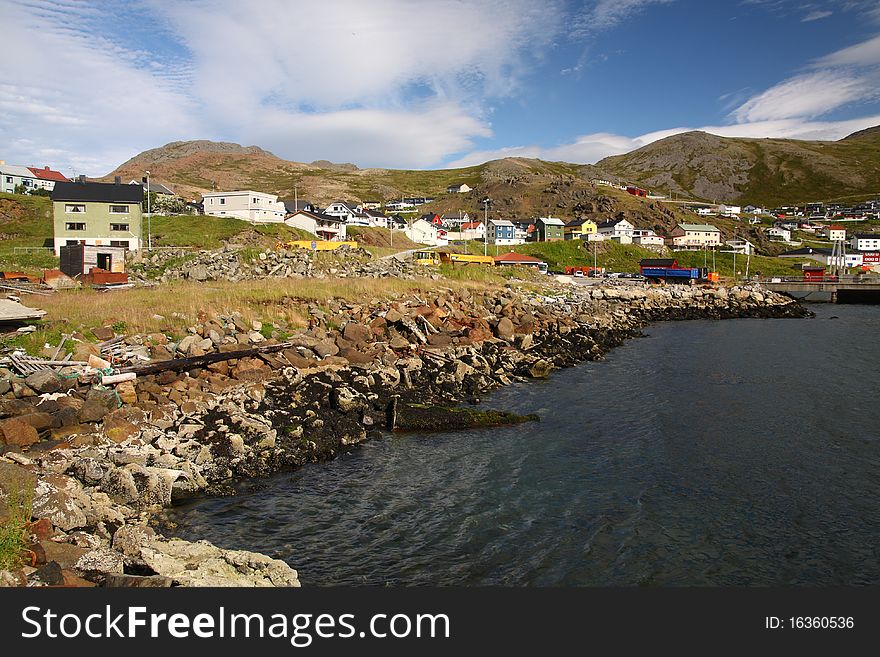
626,185 -> 647,197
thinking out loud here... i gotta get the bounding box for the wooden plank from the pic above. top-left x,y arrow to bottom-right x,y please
118,341 -> 296,377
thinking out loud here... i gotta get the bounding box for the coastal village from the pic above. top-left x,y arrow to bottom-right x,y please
0,148 -> 874,588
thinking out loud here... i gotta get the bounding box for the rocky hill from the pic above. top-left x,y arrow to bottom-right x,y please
102,141 -> 697,231
103,127 -> 880,226
595,127 -> 880,206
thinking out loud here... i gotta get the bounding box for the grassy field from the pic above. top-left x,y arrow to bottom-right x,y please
3,276 -> 504,357
148,214 -> 315,249
344,226 -> 423,256
0,192 -> 57,271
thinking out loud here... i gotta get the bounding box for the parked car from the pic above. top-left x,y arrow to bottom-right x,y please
574,270 -> 584,278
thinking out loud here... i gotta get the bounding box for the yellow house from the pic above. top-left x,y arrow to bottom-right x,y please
564,218 -> 597,240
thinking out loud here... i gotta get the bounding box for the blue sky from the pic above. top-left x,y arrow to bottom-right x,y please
2,0 -> 880,176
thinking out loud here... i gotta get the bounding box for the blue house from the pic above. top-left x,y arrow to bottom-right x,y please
489,219 -> 521,245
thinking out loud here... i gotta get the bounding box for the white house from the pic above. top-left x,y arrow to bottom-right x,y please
717,204 -> 742,217
404,218 -> 448,246
0,162 -> 39,194
669,223 -> 721,249
285,210 -> 347,240
851,233 -> 880,251
596,218 -> 635,243
202,190 -> 286,223
363,209 -> 389,228
724,238 -> 756,255
325,201 -> 369,225
446,183 -> 471,194
460,221 -> 486,241
824,224 -> 846,242
632,229 -> 665,248
692,206 -> 713,216
767,227 -> 792,242
441,212 -> 470,229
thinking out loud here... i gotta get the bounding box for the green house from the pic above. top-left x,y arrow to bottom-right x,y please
51,179 -> 143,255
536,216 -> 565,242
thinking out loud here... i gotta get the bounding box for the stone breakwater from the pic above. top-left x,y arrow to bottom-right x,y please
0,283 -> 808,587
127,244 -> 420,284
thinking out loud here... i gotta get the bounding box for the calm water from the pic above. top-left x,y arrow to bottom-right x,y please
166,304 -> 880,586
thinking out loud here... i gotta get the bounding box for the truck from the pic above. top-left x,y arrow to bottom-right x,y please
639,258 -> 718,284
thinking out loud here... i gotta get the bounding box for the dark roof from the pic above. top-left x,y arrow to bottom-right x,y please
640,258 -> 677,268
283,200 -> 313,213
778,247 -> 832,257
596,219 -> 625,229
51,181 -> 143,203
133,181 -> 174,195
853,233 -> 880,240
290,209 -> 343,224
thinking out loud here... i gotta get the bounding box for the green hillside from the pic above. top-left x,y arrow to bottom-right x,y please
596,128 -> 880,206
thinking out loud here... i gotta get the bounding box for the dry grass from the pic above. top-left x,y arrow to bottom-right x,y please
13,276 -> 502,354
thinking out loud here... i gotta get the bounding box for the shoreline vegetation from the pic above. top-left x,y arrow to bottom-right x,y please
0,263 -> 810,587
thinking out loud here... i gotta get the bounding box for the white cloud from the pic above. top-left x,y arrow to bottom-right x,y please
816,33 -> 880,67
572,0 -> 675,34
0,1 -> 199,176
732,71 -> 871,122
244,102 -> 492,169
446,114 -> 880,167
802,10 -> 832,21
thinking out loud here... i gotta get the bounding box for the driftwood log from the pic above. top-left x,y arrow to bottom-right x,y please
118,341 -> 295,376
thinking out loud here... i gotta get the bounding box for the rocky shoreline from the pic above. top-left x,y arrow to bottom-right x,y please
0,281 -> 809,587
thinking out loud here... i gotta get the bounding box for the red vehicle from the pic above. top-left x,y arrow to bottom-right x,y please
565,265 -> 604,276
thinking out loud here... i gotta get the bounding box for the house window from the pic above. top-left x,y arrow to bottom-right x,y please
109,205 -> 129,214
110,240 -> 129,249
110,223 -> 129,231
5,177 -> 11,184
219,198 -> 225,205
65,204 -> 86,213
66,240 -> 80,245
65,222 -> 86,231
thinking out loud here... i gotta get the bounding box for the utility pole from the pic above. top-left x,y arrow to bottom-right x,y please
145,170 -> 151,251
483,198 -> 490,257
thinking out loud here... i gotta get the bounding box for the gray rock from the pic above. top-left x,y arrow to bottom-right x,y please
24,370 -> 62,394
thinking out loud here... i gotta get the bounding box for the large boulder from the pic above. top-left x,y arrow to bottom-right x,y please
31,474 -> 91,531
0,417 -> 40,447
24,370 -> 63,394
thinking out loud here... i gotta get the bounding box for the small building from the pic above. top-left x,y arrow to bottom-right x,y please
59,243 -> 127,277
824,224 -> 846,242
324,201 -> 368,226
669,223 -> 721,249
724,238 -> 757,255
626,185 -> 647,197
363,209 -> 389,228
461,221 -> 486,240
851,233 -> 880,252
717,204 -> 741,217
404,218 -> 447,246
441,212 -> 469,228
362,200 -> 382,210
778,247 -> 832,266
203,190 -> 286,223
282,199 -> 314,214
535,217 -> 565,242
563,218 -> 597,240
285,210 -> 347,240
488,219 -> 519,245
632,229 -> 665,248
0,162 -> 39,194
493,252 -> 547,272
51,179 -> 143,254
28,166 -> 69,191
130,179 -> 174,196
446,183 -> 471,194
596,218 -> 635,243
767,226 -> 792,242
